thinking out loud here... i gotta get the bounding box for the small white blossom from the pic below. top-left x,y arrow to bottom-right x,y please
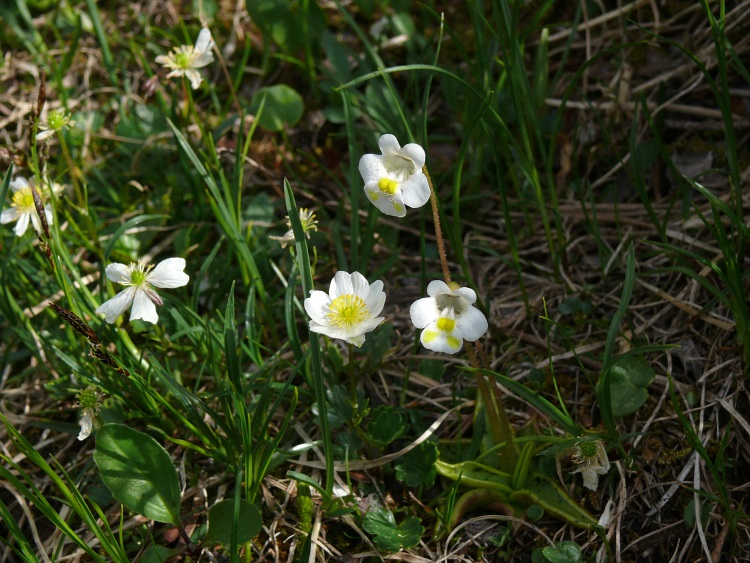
358,134 -> 430,217
96,258 -> 189,324
1,176 -> 54,237
155,28 -> 215,89
270,207 -> 318,249
76,386 -> 102,441
36,109 -> 75,141
304,271 -> 386,347
571,440 -> 610,491
410,280 -> 488,354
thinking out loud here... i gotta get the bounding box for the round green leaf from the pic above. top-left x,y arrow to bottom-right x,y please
250,85 -> 304,132
94,424 -> 181,524
602,356 -> 656,417
205,499 -> 262,546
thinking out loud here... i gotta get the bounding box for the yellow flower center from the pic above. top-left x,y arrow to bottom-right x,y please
377,177 -> 399,195
174,47 -> 195,69
11,187 -> 35,212
436,317 -> 456,332
327,294 -> 369,329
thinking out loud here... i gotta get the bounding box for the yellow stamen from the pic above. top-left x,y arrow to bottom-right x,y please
378,178 -> 399,195
327,294 -> 369,329
11,188 -> 35,212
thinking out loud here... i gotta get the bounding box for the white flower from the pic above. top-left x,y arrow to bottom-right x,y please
270,207 -> 318,249
155,28 -> 215,89
304,271 -> 386,347
96,258 -> 189,324
571,440 -> 610,491
358,134 -> 430,217
410,280 -> 488,354
36,109 -> 75,141
78,409 -> 93,441
1,176 -> 54,237
76,386 -> 102,441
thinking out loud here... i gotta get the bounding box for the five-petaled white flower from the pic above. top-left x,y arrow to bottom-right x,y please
96,258 -> 190,324
155,28 -> 215,90
1,176 -> 54,237
410,280 -> 488,354
358,134 -> 430,217
36,109 -> 75,141
571,439 -> 610,491
304,271 -> 386,347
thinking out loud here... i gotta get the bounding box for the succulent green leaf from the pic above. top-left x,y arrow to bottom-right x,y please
250,85 -> 304,132
94,424 -> 180,524
205,499 -> 262,546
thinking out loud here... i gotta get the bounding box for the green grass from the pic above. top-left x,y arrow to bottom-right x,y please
1,1 -> 749,561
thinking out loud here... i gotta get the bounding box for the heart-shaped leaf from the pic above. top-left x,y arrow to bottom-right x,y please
205,498 -> 262,546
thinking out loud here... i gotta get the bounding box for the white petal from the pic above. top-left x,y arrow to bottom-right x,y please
329,271 -> 353,299
1,207 -> 19,224
185,69 -> 203,89
105,263 -> 132,284
347,333 -> 366,347
78,412 -> 93,441
400,173 -> 430,209
148,258 -> 189,288
426,280 -> 451,297
365,280 -> 386,316
36,129 -> 56,141
191,52 -> 214,68
155,54 -> 171,65
30,211 -> 42,233
304,290 -> 331,325
456,306 -> 488,341
377,134 -> 401,155
194,28 -> 214,54
358,154 -> 387,184
44,204 -> 54,226
364,184 -> 406,217
400,143 -> 426,169
130,288 -> 159,324
14,213 -> 30,236
358,316 -> 384,334
96,287 -> 136,323
453,287 -> 477,304
9,177 -> 29,193
350,271 -> 370,299
419,322 -> 463,354
410,297 -> 439,329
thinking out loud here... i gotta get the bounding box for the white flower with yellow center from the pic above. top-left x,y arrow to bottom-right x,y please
96,258 -> 190,324
571,440 -> 610,491
410,280 -> 488,354
76,386 -> 102,441
36,109 -> 75,141
155,28 -> 215,90
358,134 -> 430,217
1,176 -> 54,237
270,207 -> 319,248
304,271 -> 386,347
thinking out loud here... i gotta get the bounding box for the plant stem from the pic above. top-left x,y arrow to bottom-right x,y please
348,342 -> 358,415
467,343 -> 516,473
423,166 -> 451,284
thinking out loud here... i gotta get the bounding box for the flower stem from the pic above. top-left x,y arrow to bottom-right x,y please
467,342 -> 517,473
423,166 -> 451,284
